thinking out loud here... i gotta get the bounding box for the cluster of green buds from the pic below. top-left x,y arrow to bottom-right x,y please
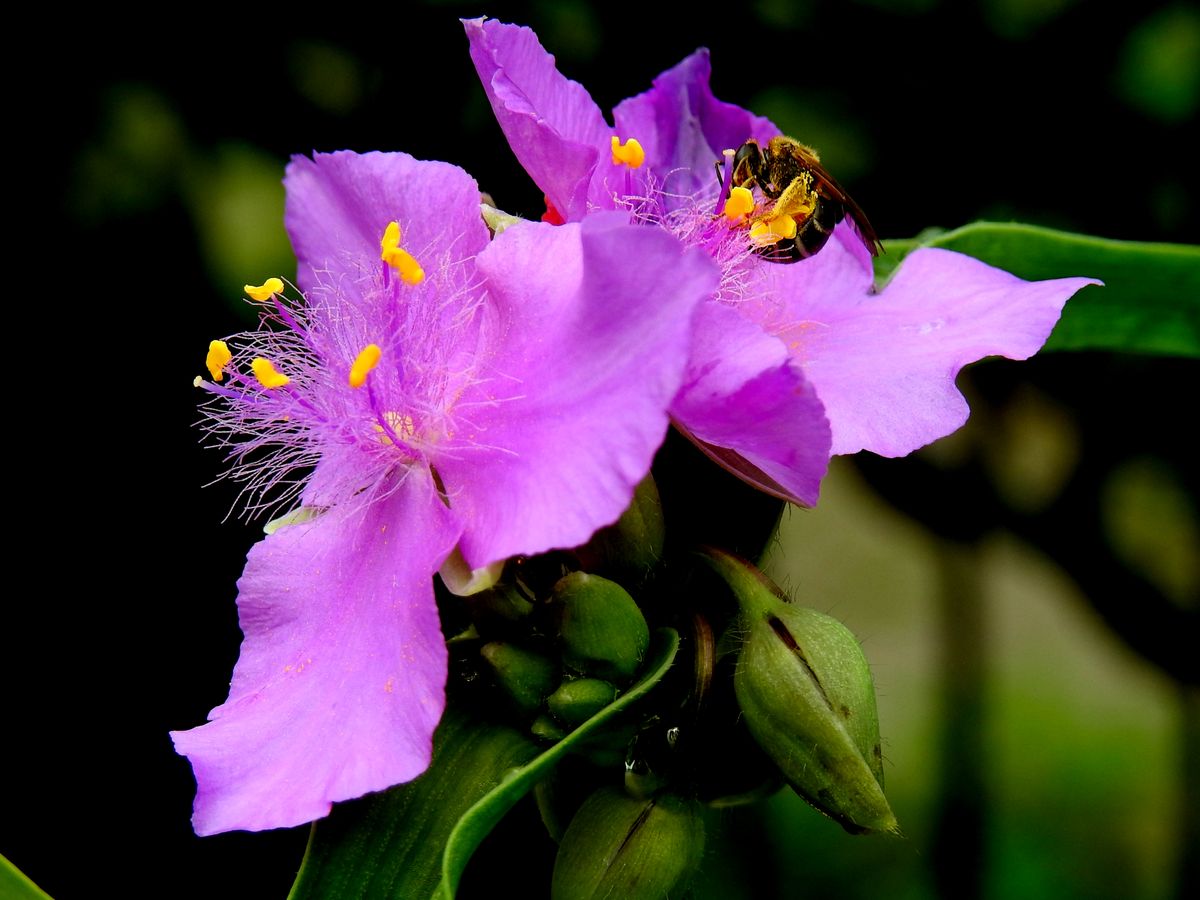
447,476 -> 895,898
478,571 -> 648,739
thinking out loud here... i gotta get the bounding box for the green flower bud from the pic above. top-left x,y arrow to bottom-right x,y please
576,474 -> 665,583
551,787 -> 705,900
531,713 -> 568,743
552,572 -> 650,683
479,642 -> 558,716
480,202 -> 523,237
705,549 -> 897,835
547,678 -> 618,728
468,583 -> 535,634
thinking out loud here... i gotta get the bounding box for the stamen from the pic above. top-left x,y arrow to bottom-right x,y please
349,343 -> 382,388
251,357 -> 290,389
715,148 -> 736,213
206,340 -> 232,381
724,186 -> 755,221
611,136 -> 645,169
380,221 -> 425,284
244,278 -> 284,301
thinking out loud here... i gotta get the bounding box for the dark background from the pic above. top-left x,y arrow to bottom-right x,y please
12,0 -> 1197,897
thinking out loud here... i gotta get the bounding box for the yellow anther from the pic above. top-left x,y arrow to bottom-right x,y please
611,136 -> 645,168
251,357 -> 290,389
349,343 -> 382,388
749,214 -> 799,244
244,278 -> 284,301
380,221 -> 425,284
381,221 -> 402,257
206,340 -> 232,381
387,248 -> 425,284
724,186 -> 756,220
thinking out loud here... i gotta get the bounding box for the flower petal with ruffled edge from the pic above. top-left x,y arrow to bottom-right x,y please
171,470 -> 460,835
671,301 -> 831,506
465,17 -> 610,221
437,212 -> 719,566
285,151 -> 490,303
610,48 -> 777,208
752,223 -> 1101,456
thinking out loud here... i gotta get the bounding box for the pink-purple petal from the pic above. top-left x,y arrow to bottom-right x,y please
612,49 -> 778,204
171,470 -> 461,834
671,301 -> 831,506
434,213 -> 718,568
464,17 -> 610,220
756,233 -> 1098,456
284,151 -> 489,295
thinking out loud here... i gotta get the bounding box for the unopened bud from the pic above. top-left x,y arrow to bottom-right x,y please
480,642 -> 558,716
547,678 -> 618,728
531,714 -> 568,743
551,787 -> 705,900
468,583 -> 535,636
576,474 -> 665,583
480,202 -> 523,237
552,572 -> 650,683
705,549 -> 897,835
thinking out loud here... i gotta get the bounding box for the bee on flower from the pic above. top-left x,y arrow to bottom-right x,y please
465,17 -> 1097,507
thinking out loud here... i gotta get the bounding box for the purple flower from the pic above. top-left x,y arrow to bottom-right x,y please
465,18 -> 1098,506
171,151 -> 717,834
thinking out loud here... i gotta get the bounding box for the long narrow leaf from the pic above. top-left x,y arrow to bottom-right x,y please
0,853 -> 53,900
875,222 -> 1200,357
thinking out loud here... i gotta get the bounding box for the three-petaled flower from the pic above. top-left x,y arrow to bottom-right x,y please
465,17 -> 1098,506
172,151 -> 717,834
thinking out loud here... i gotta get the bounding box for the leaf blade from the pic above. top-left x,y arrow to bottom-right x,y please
875,222 -> 1200,357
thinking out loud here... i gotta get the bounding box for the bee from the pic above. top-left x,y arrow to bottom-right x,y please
729,136 -> 882,262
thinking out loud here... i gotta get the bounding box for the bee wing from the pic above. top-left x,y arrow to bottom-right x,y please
797,148 -> 884,257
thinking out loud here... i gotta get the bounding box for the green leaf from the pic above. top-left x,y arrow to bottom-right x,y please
435,628 -> 680,900
0,853 -> 53,900
874,222 -> 1200,357
287,628 -> 679,900
288,707 -> 540,900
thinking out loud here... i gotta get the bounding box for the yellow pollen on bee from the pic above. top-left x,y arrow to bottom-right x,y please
724,186 -> 755,220
611,136 -> 645,168
251,357 -> 290,389
244,278 -> 285,301
206,340 -> 232,381
749,214 -> 798,244
349,343 -> 382,388
380,221 -> 425,284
